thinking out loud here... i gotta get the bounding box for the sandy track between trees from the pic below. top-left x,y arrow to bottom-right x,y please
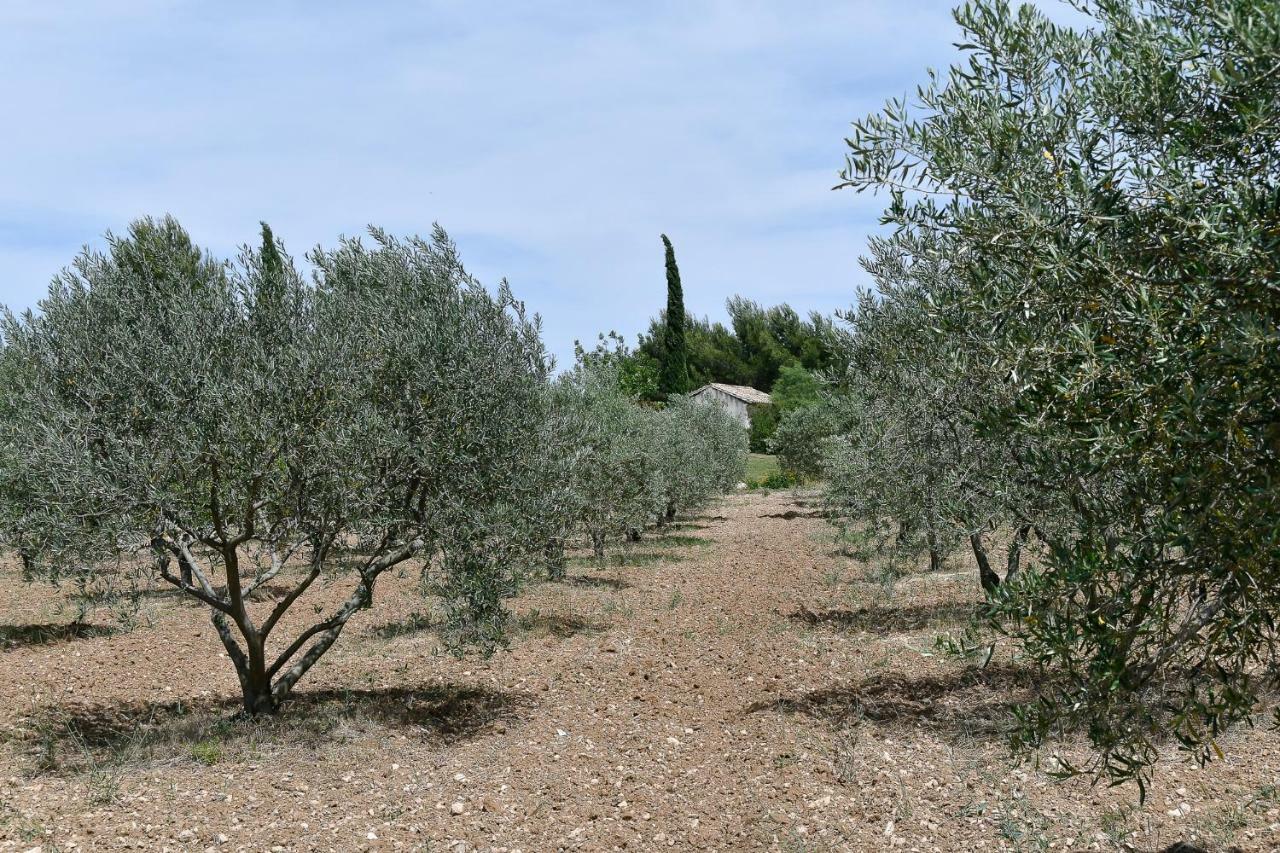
1,489 -> 1277,851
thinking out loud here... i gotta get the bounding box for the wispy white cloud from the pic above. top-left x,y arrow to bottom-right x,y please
0,1 -> 1060,364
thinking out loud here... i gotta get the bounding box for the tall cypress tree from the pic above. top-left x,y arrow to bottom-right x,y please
250,222 -> 288,346
659,234 -> 690,396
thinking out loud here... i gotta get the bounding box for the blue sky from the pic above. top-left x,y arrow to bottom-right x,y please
1,1 -> 1013,367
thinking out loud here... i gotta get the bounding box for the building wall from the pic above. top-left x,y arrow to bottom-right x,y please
690,386 -> 751,428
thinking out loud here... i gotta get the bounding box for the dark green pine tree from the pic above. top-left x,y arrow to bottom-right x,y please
659,234 -> 690,397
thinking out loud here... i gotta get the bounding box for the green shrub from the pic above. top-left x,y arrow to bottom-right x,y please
747,404 -> 779,453
748,470 -> 798,490
190,740 -> 223,766
769,404 -> 837,481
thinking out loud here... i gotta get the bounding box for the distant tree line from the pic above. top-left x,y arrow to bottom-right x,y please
636,296 -> 840,397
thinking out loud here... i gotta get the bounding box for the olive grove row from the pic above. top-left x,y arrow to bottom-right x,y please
770,0 -> 1278,790
0,218 -> 745,715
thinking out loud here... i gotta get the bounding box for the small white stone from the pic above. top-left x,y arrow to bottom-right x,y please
450,801 -> 465,815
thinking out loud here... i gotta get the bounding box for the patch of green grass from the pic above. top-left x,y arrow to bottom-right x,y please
649,534 -> 712,548
568,551 -> 674,568
1098,803 -> 1137,850
746,453 -> 780,482
370,611 -> 435,640
516,608 -> 600,638
745,454 -> 799,489
190,739 -> 223,766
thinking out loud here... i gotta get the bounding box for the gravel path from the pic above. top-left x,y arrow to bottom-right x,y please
1,489 -> 1277,851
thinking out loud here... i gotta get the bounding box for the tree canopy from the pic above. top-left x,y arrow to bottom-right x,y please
0,218 -> 552,714
636,298 -> 840,396
825,0 -> 1280,789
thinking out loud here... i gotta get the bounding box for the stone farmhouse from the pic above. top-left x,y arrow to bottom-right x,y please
688,383 -> 771,428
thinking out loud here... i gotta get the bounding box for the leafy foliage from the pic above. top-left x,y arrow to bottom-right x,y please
747,404 -> 779,454
769,403 -> 837,481
754,364 -> 825,456
769,365 -> 821,414
831,0 -> 1280,787
0,218 -> 551,714
637,298 -> 841,396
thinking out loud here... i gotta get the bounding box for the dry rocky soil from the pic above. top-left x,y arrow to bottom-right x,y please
1,489 -> 1278,852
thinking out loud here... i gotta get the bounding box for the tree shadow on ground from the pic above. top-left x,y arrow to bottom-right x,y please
747,663 -> 1036,741
760,510 -> 826,520
558,574 -> 631,591
665,521 -> 709,531
517,610 -> 605,639
0,622 -> 117,651
569,551 -> 676,569
368,611 -> 436,640
243,582 -> 297,602
791,602 -> 984,633
20,683 -> 530,774
647,534 -> 712,548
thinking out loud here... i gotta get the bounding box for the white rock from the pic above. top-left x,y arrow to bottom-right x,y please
450,801 -> 465,815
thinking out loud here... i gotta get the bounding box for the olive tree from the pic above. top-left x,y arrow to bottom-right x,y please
769,404 -> 837,482
549,363 -> 666,558
550,336 -> 745,560
822,233 -> 1027,582
0,217 -> 550,715
656,395 -> 748,520
838,0 -> 1280,786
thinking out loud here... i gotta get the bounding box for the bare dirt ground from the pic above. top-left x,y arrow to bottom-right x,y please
1,489 -> 1278,852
